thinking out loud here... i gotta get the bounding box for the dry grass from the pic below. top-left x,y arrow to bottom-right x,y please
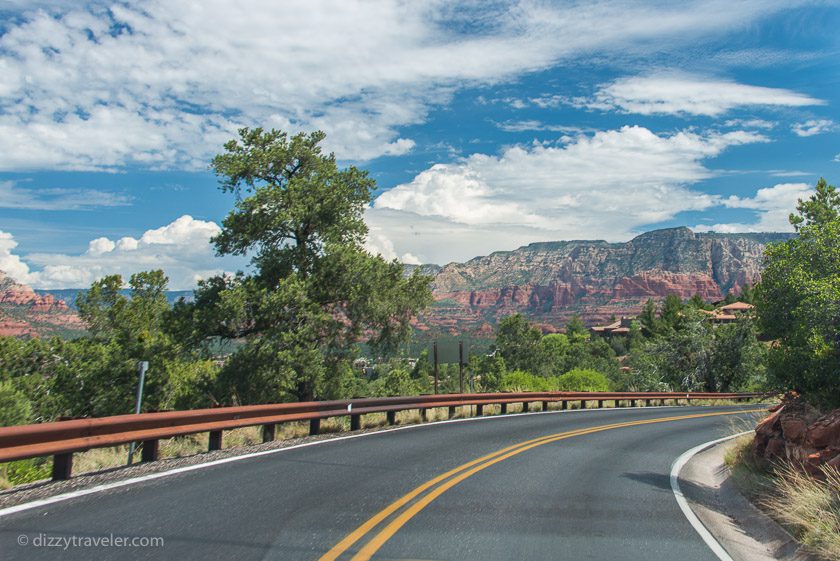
725,434 -> 840,560
762,465 -> 840,560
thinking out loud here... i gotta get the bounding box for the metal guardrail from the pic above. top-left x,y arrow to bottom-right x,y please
0,391 -> 764,481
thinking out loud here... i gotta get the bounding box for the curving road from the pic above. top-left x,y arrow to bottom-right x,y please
0,404 -> 763,561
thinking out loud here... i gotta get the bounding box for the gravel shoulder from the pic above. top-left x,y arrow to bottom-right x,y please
678,437 -> 816,561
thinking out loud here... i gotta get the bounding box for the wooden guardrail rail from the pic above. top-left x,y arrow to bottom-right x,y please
0,391 -> 765,481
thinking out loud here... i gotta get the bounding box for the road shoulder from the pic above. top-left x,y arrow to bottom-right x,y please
678,437 -> 815,561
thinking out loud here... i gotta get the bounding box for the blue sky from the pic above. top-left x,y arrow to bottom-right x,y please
0,1 -> 838,289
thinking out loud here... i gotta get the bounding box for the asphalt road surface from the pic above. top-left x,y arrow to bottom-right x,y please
0,404 -> 764,561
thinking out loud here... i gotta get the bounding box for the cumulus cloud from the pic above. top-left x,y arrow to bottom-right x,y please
576,72 -> 823,116
2,215 -> 244,289
791,119 -> 836,137
0,231 -> 35,283
367,125 -> 768,264
0,180 -> 131,210
694,183 -> 813,233
0,0 -> 806,170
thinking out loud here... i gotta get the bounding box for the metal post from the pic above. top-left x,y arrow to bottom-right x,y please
386,411 -> 396,425
52,453 -> 73,481
261,424 -> 276,443
127,361 -> 149,465
448,406 -> 456,419
208,430 -> 223,451
500,403 -> 507,415
350,414 -> 361,431
459,341 -> 464,393
433,341 -> 439,394
141,439 -> 159,462
310,418 -> 321,435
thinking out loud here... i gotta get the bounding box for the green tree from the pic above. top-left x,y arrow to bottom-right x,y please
494,314 -> 542,372
659,294 -> 685,332
181,128 -> 432,403
564,314 -> 588,343
789,177 -> 840,231
639,298 -> 659,334
469,353 -> 506,392
757,178 -> 840,408
535,333 -> 570,376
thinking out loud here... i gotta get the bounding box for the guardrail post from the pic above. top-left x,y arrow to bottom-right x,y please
476,404 -> 484,416
522,402 -> 529,413
645,399 -> 652,407
614,399 -> 621,408
631,399 -> 637,407
500,403 -> 507,415
419,408 -> 427,422
580,400 -> 586,409
261,424 -> 276,443
310,418 -> 321,435
561,400 -> 567,410
386,411 -> 396,425
350,414 -> 361,431
542,401 -> 549,411
598,400 -> 604,408
208,430 -> 223,451
52,453 -> 73,481
448,406 -> 456,419
140,439 -> 159,462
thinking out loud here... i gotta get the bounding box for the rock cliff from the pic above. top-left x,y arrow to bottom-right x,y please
0,271 -> 85,337
415,227 -> 793,335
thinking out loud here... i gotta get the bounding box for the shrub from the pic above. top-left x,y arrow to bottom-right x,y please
557,368 -> 610,391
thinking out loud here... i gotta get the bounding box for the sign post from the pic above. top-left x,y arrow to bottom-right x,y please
127,361 -> 149,465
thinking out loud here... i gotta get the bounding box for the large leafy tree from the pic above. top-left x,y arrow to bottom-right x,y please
494,314 -> 542,372
179,128 -> 432,403
757,178 -> 840,408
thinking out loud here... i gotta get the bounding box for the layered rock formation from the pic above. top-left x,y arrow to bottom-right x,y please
754,393 -> 840,476
0,271 -> 85,338
414,227 -> 792,335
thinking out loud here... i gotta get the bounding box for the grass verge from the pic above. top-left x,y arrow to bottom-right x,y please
725,436 -> 840,560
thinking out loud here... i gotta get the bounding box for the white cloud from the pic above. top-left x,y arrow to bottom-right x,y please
694,182 -> 813,233
791,119 -> 836,137
493,120 -> 588,133
0,180 -> 131,210
723,118 -> 777,129
0,231 -> 35,284
367,125 -> 768,264
6,215 -> 244,289
577,72 -> 823,116
0,0 -> 807,170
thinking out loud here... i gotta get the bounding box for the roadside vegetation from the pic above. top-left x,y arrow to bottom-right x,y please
723,179 -> 840,560
725,436 -> 840,560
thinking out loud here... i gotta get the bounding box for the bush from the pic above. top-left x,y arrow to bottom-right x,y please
500,370 -> 555,392
557,368 -> 610,391
0,380 -> 32,426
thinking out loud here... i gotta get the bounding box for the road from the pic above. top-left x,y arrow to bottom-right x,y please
0,404 -> 763,561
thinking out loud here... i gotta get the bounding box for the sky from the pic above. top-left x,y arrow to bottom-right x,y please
0,0 -> 838,289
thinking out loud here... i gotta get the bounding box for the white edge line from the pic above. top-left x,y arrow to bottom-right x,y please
670,429 -> 756,561
0,403 -> 759,519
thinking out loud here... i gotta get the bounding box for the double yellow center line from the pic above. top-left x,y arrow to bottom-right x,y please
319,408 -> 764,561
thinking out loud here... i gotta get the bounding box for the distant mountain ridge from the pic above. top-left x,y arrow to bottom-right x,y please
412,227 -> 794,337
1,227 -> 793,339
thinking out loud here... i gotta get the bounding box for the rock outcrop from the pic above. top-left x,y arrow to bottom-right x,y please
0,271 -> 85,338
753,392 -> 840,476
415,227 -> 792,335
